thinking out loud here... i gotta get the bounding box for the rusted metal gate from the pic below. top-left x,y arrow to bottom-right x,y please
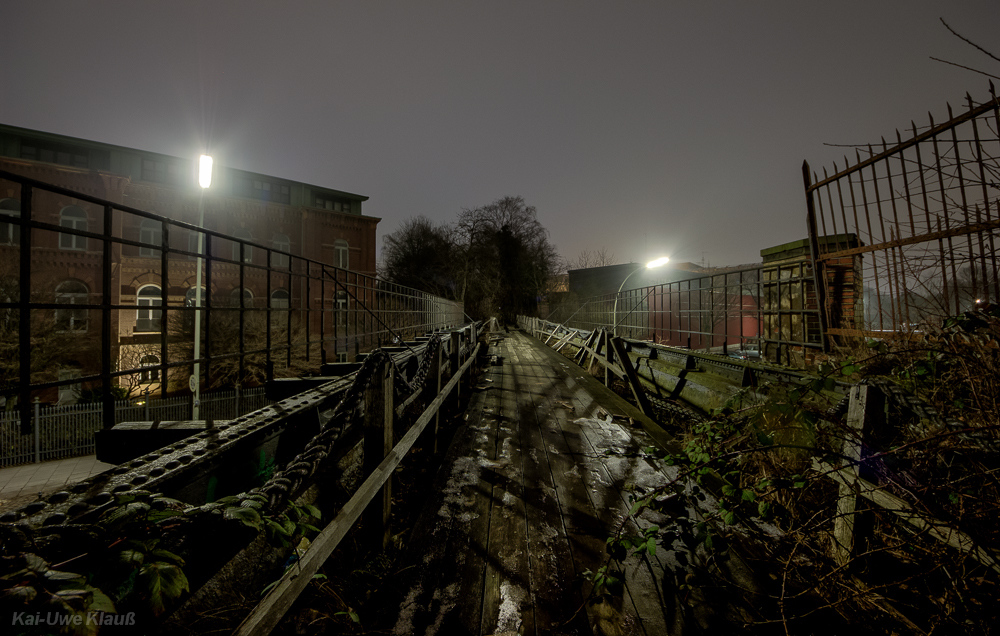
804,84 -> 1000,341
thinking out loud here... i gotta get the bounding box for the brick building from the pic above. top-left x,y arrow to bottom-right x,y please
0,124 -> 379,402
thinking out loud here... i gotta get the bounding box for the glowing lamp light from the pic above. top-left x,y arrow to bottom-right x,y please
198,154 -> 213,189
646,256 -> 670,269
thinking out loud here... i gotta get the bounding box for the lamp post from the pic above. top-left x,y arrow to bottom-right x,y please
612,256 -> 668,336
192,154 -> 212,420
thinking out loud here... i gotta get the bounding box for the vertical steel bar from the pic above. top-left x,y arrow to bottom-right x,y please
265,251 -> 272,375
969,93 -> 996,303
930,113 -> 961,315
848,157 -> 886,331
19,185 -> 32,434
947,104 -> 977,303
101,204 -> 115,430
882,137 -> 912,326
912,122 -> 950,316
867,145 -> 897,329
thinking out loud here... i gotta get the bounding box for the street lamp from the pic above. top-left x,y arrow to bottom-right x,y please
192,154 -> 212,420
612,256 -> 669,336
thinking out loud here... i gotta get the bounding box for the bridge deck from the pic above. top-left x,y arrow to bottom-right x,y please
383,329 -> 682,636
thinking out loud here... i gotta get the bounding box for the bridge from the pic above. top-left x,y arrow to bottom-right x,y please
1,86 -> 999,633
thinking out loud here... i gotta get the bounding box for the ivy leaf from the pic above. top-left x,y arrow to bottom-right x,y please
302,504 -> 322,520
138,562 -> 190,616
724,510 -> 737,525
149,549 -> 186,566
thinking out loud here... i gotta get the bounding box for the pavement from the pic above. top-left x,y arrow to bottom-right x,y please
0,455 -> 117,513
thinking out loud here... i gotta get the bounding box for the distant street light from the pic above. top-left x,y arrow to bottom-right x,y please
613,256 -> 669,336
192,154 -> 212,420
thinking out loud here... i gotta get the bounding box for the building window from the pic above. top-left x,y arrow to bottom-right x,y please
141,158 -> 182,185
233,229 -> 253,263
270,289 -> 289,327
184,286 -> 207,331
270,289 -> 290,309
313,193 -> 351,212
233,176 -> 291,204
271,234 -> 290,268
335,291 -> 348,326
139,355 -> 160,383
334,239 -> 349,269
57,368 -> 82,405
136,285 -> 162,332
230,287 -> 253,308
0,198 -> 20,246
59,206 -> 88,251
139,219 -> 162,257
21,142 -> 90,169
54,280 -> 89,332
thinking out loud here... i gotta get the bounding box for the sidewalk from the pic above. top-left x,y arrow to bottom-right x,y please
0,455 -> 117,513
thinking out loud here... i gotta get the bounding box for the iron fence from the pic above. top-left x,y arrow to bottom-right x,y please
547,262 -> 823,366
0,386 -> 270,467
0,169 -> 464,433
804,84 -> 1000,339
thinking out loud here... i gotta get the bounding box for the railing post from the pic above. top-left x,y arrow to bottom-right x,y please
451,331 -> 461,412
363,360 -> 394,551
33,398 -> 41,464
832,384 -> 882,566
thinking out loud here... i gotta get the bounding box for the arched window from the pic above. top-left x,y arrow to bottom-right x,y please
139,354 -> 160,384
230,287 -> 253,308
139,219 -> 162,257
54,280 -> 89,332
270,288 -> 290,309
233,228 -> 252,263
334,239 -> 349,269
136,285 -> 162,332
271,234 -> 290,268
0,198 -> 20,246
59,206 -> 88,250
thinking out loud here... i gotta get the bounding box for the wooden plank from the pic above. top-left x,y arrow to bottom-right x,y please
363,362 -> 394,551
516,351 -> 590,636
480,337 -> 535,636
832,384 -> 869,565
234,345 -> 480,636
815,458 -> 1000,575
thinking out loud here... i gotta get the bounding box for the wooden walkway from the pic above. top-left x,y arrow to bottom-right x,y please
383,329 -> 687,636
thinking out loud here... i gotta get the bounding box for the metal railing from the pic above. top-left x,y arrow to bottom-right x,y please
545,262 -> 823,365
0,386 -> 270,467
0,169 -> 464,433
804,84 -> 1000,339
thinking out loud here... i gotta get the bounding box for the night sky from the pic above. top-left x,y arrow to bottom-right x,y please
3,1 -> 998,268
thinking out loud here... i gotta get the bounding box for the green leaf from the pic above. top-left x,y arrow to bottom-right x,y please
118,550 -> 145,567
645,537 -> 657,555
741,489 -> 756,502
139,562 -> 190,616
225,506 -> 263,530
302,504 -> 322,520
149,549 -> 186,566
724,510 -> 736,525
757,501 -> 772,518
85,585 -> 117,614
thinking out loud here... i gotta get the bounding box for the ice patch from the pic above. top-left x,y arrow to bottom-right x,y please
495,581 -> 526,634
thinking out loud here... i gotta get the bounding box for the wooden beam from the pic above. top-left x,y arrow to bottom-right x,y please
815,458 -> 1000,575
608,337 -> 653,417
234,344 -> 481,636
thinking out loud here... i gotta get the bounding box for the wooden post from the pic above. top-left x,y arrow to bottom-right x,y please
588,329 -> 606,375
609,337 -> 653,416
832,384 -> 881,566
605,330 -> 615,386
451,331 -> 461,412
364,360 -> 394,551
433,339 -> 443,453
